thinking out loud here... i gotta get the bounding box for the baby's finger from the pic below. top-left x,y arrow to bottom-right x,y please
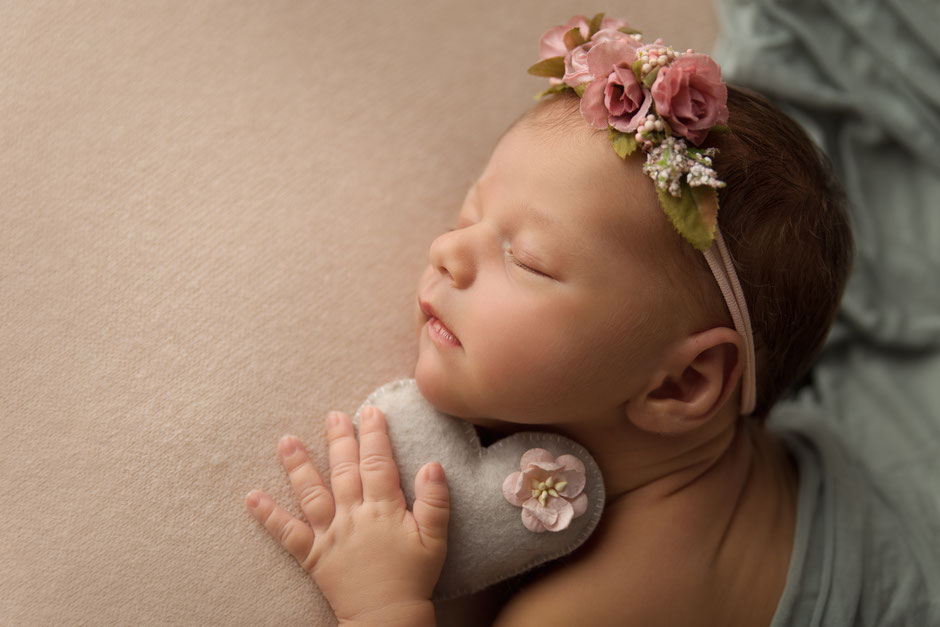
278,435 -> 334,533
413,462 -> 450,551
245,490 -> 315,571
326,411 -> 362,508
358,406 -> 405,507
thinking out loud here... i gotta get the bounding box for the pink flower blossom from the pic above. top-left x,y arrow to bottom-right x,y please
579,39 -> 650,133
562,26 -> 641,87
538,15 -> 591,61
539,15 -> 641,87
502,448 -> 588,533
650,53 -> 728,145
590,26 -> 633,45
562,43 -> 593,86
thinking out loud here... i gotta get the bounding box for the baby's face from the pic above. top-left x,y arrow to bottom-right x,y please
415,112 -> 686,426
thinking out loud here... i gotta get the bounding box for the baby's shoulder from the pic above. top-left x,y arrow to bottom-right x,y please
493,506 -> 710,626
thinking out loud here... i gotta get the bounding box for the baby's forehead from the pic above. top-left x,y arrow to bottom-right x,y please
481,116 -> 667,250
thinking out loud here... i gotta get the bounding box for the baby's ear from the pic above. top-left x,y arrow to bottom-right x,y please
625,327 -> 744,435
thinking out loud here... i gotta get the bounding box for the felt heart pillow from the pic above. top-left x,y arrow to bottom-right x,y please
352,379 -> 605,600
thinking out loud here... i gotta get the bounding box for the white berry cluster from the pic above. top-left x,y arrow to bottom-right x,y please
637,44 -> 682,76
642,136 -> 725,198
634,113 -> 666,146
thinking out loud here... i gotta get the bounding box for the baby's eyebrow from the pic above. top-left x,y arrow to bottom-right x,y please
472,180 -> 556,231
516,201 -> 553,228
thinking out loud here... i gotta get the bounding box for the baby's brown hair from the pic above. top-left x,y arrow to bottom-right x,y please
707,86 -> 853,418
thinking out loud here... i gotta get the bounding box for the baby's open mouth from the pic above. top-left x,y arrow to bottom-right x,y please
420,299 -> 462,347
428,317 -> 461,346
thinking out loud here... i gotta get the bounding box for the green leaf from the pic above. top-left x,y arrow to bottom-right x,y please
563,27 -> 586,50
657,183 -> 719,251
631,58 -> 645,83
527,56 -> 565,79
642,66 -> 661,88
708,124 -> 733,135
588,13 -> 605,37
618,26 -> 642,35
573,83 -> 587,97
608,127 -> 638,159
535,83 -> 572,100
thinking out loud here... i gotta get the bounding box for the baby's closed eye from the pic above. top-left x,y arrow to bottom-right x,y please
503,243 -> 553,279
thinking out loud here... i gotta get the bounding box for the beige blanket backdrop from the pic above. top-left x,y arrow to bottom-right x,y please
0,2 -> 715,624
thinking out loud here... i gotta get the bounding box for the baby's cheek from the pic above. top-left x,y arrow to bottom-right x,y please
474,319 -> 570,388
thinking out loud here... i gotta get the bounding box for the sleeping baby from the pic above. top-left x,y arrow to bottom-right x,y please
246,13 -> 857,625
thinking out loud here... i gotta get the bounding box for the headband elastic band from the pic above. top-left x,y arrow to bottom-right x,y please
702,228 -> 756,414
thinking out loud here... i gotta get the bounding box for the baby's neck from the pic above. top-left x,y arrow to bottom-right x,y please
476,401 -> 771,503
527,401 -> 746,503
540,407 -> 797,624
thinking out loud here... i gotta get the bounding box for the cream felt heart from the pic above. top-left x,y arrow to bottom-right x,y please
352,379 -> 605,601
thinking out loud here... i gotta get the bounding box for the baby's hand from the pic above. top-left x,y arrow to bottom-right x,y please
246,407 -> 450,626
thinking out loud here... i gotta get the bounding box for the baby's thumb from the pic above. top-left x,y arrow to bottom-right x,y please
413,462 -> 450,548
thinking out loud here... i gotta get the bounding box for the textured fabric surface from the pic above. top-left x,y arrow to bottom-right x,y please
715,0 -> 940,624
0,2 -> 717,624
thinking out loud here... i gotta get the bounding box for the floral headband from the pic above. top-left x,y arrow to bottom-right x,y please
530,14 -> 757,414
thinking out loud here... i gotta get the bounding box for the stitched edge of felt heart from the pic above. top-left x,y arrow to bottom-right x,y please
353,379 -> 605,600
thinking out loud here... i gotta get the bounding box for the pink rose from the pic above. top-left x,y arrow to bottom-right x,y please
579,39 -> 650,133
603,66 -> 653,133
563,26 -> 642,87
538,15 -> 590,60
503,449 -> 588,533
651,53 -> 728,145
562,43 -> 592,86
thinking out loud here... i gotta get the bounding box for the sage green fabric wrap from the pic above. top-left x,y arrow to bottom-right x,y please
715,0 -> 940,624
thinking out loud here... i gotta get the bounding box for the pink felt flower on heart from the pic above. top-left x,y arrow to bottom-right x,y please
650,53 -> 728,145
503,448 -> 588,533
579,38 -> 650,133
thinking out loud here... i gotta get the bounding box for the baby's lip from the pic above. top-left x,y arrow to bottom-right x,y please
418,297 -> 439,321
418,298 -> 461,346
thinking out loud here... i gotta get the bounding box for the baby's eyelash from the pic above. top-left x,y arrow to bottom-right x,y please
506,250 -> 549,278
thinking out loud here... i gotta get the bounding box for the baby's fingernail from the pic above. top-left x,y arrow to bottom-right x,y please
327,411 -> 342,427
246,491 -> 260,508
427,462 -> 444,482
279,436 -> 297,456
362,406 -> 376,422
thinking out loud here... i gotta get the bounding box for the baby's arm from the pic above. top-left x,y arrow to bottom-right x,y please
245,407 -> 450,626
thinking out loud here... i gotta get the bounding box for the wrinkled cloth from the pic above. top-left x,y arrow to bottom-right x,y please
771,412 -> 937,626
715,0 -> 940,624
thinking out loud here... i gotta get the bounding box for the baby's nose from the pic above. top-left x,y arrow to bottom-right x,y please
428,229 -> 475,288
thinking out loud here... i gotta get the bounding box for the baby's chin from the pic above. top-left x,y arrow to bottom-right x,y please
414,365 -> 469,417
413,367 -> 524,432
